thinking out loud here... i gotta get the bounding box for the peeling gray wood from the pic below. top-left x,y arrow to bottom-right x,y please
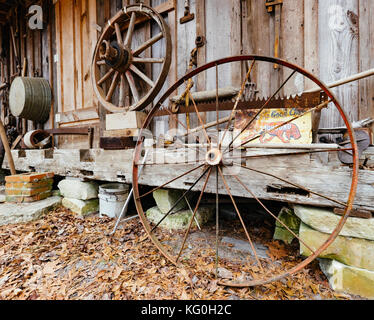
318,0 -> 359,128
3,147 -> 374,211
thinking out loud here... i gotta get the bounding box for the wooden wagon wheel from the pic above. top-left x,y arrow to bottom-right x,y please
91,4 -> 171,113
132,55 -> 359,287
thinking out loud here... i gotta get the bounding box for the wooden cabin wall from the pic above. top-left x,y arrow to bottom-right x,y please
0,1 -> 55,140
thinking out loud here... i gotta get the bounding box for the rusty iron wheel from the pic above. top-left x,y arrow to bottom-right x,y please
132,55 -> 359,287
91,4 -> 172,113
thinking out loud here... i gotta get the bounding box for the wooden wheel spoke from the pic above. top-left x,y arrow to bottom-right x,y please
119,74 -> 126,107
138,164 -> 206,199
125,70 -> 140,103
105,71 -> 120,101
150,166 -> 211,233
115,22 -> 123,45
225,69 -> 298,153
129,64 -> 155,88
132,32 -> 163,56
217,166 -> 264,271
219,60 -> 256,149
124,12 -> 137,48
97,68 -> 115,86
176,167 -> 213,262
226,167 -> 316,255
233,162 -> 348,207
133,57 -> 165,64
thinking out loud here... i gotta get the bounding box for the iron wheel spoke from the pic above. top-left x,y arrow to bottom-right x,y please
233,162 -> 347,207
137,164 -> 206,199
227,147 -> 354,160
226,167 -> 316,255
150,166 -> 211,233
176,167 -> 213,262
217,166 -> 264,271
219,60 -> 256,149
225,99 -> 330,155
225,69 -> 297,154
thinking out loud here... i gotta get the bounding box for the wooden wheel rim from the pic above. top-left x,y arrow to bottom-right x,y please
91,4 -> 172,113
132,55 -> 359,287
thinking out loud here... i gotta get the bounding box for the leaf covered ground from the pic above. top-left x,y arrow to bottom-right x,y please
0,206 -> 359,300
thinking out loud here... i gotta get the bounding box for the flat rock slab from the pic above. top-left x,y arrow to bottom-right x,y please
221,236 -> 269,260
0,196 -> 61,226
62,198 -> 99,217
319,259 -> 374,299
146,206 -> 214,230
273,207 -> 300,244
294,205 -> 374,241
58,179 -> 99,200
300,223 -> 374,271
153,189 -> 189,214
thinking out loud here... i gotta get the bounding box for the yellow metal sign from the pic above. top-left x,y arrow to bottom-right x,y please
234,108 -> 312,145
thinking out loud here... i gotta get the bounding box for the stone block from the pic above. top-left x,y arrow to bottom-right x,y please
294,205 -> 374,241
300,222 -> 374,271
58,179 -> 98,200
0,196 -> 61,226
153,189 -> 189,214
319,259 -> 374,299
273,207 -> 301,244
146,206 -> 214,230
62,198 -> 99,217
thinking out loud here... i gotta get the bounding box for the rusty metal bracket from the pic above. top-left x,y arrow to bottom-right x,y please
265,0 -> 283,13
180,0 -> 195,24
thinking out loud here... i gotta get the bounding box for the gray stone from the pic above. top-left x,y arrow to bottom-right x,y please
146,205 -> 214,230
58,179 -> 98,200
0,196 -> 62,226
221,236 -> 269,260
319,259 -> 374,299
273,207 -> 300,244
300,222 -> 374,271
293,205 -> 374,241
62,198 -> 99,217
153,189 -> 189,214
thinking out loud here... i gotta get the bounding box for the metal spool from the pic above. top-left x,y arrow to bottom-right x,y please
9,77 -> 52,123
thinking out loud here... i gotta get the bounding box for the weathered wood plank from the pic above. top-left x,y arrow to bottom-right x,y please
358,0 -> 374,134
3,147 -> 374,211
318,0 -> 359,127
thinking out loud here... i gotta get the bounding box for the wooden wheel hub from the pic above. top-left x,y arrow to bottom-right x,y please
99,41 -> 132,73
205,148 -> 222,166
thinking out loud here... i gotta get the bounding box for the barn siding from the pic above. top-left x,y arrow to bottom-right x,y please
1,0 -> 373,150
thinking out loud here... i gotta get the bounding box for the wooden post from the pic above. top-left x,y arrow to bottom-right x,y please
196,0 -> 206,124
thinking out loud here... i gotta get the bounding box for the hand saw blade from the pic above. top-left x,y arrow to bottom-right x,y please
155,91 -> 327,116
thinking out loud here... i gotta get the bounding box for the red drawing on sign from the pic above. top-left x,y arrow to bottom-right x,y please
259,122 -> 301,143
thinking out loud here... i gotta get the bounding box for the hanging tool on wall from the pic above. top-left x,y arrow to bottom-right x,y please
265,0 -> 283,69
180,0 -> 195,24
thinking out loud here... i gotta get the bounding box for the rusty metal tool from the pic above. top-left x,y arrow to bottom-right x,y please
180,0 -> 195,24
